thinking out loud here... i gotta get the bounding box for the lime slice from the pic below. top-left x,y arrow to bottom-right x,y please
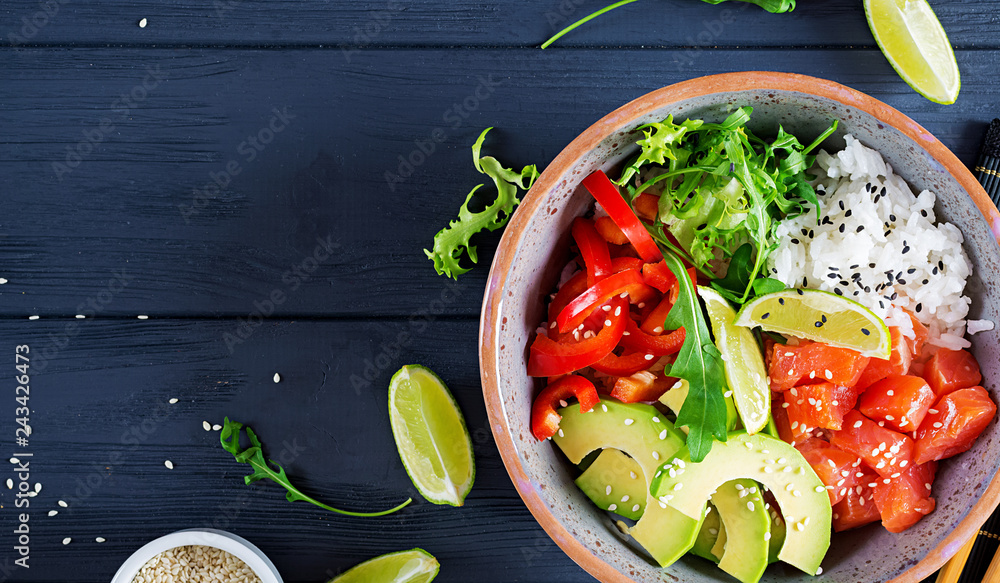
698,286 -> 769,435
734,289 -> 891,359
330,548 -> 440,583
388,365 -> 475,506
864,0 -> 960,104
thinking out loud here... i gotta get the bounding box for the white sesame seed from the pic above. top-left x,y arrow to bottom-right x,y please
933,422 -> 943,428
604,319 -> 612,327
62,538 -> 72,545
48,510 -> 58,516
814,486 -> 825,493
58,500 -> 68,508
887,390 -> 894,396
75,314 -> 85,319
637,303 -> 645,308
619,292 -> 628,299
558,429 -> 564,437
9,458 -> 19,464
795,522 -> 804,531
624,418 -> 634,426
786,484 -> 794,492
608,504 -> 617,511
825,369 -> 833,380
169,398 -> 179,404
644,354 -> 654,360
614,306 -> 622,316
793,490 -> 801,497
96,537 -> 106,543
138,17 -> 147,27
621,495 -> 630,502
632,504 -> 640,512
164,460 -> 174,470
137,315 -> 149,320
601,404 -> 608,412
652,417 -> 660,423
549,321 -> 557,329
203,421 -> 212,431
28,315 -> 39,320
674,483 -> 682,491
747,501 -> 755,511
878,421 -> 885,427
782,402 -> 790,408
659,429 -> 668,440
817,567 -> 823,575
763,467 -> 773,473
832,400 -> 839,406
854,421 -> 863,428
929,408 -> 938,414
925,483 -> 932,490
34,483 -> 41,493
602,305 -> 611,312
724,390 -> 733,398
652,451 -> 660,461
659,501 -> 667,509
899,460 -> 909,468
885,414 -> 895,421
4,479 -> 11,489
745,442 -> 754,449
558,399 -> 568,408
273,373 -> 281,383
883,478 -> 891,484
871,448 -> 880,456
790,387 -> 798,397
791,421 -> 799,430
709,528 -> 719,535
764,532 -> 772,540
836,479 -> 845,486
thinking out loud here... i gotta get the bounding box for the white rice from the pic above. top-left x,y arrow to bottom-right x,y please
131,545 -> 260,583
768,134 -> 990,351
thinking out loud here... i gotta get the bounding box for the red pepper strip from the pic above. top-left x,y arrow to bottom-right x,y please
594,216 -> 629,245
611,256 -> 644,273
619,318 -> 686,356
642,262 -> 696,302
640,294 -> 676,335
582,170 -> 662,263
530,375 -> 600,440
556,269 -> 653,333
572,217 -> 612,287
547,270 -> 588,325
590,351 -> 652,376
528,298 -> 627,377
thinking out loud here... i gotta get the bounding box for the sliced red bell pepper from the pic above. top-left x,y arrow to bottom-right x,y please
619,318 -> 686,356
594,216 -> 629,245
530,375 -> 600,440
640,294 -> 675,335
572,217 -> 612,287
555,269 -> 653,333
611,256 -> 644,273
547,270 -> 587,325
581,170 -> 662,263
590,350 -> 652,376
642,261 -> 696,302
632,193 -> 659,221
528,298 -> 627,377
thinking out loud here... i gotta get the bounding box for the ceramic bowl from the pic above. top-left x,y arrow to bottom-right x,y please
480,72 -> 1000,583
110,529 -> 282,583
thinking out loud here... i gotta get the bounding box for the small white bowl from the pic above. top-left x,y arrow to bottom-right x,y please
110,529 -> 282,583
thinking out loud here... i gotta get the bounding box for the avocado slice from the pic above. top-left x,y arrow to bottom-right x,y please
691,503 -> 721,562
554,399 -> 699,567
767,509 -> 787,564
575,449 -> 647,521
650,432 -> 830,576
658,380 -> 740,432
710,517 -> 728,561
710,479 -> 770,583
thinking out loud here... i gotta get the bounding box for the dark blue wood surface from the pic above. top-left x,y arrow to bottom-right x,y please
0,1 -> 996,581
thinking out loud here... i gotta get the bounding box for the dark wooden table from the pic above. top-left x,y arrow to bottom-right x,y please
0,1 -> 997,581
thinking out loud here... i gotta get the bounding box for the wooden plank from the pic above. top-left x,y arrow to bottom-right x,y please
0,47 -> 997,318
1,318 -> 588,582
1,0 -> 997,48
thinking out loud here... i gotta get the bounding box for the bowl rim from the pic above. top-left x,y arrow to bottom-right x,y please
479,71 -> 999,583
109,528 -> 283,583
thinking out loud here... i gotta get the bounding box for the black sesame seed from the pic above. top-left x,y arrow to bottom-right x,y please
815,320 -> 824,328
932,266 -> 938,275
828,273 -> 838,280
902,246 -> 910,254
880,187 -> 887,196
762,312 -> 770,319
802,277 -> 808,287
869,263 -> 876,268
890,214 -> 897,222
830,266 -> 840,271
938,260 -> 945,269
839,201 -> 845,211
920,210 -> 927,217
840,280 -> 850,287
801,228 -> 809,236
884,230 -> 892,237
850,264 -> 859,269
856,225 -> 865,233
864,286 -> 871,293
853,290 -> 860,296
809,230 -> 815,238
915,303 -> 922,313
779,298 -> 785,305
891,292 -> 898,300
898,279 -> 906,285
907,268 -> 916,274
791,238 -> 800,244
865,182 -> 872,192
797,289 -> 804,296
845,209 -> 853,217
839,224 -> 846,233
861,328 -> 870,336
834,288 -> 843,296
873,193 -> 881,203
921,279 -> 928,285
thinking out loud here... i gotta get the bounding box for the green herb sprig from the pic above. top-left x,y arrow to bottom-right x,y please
220,418 -> 411,517
425,127 -> 539,279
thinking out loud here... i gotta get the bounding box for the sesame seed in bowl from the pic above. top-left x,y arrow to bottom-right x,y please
111,529 -> 282,583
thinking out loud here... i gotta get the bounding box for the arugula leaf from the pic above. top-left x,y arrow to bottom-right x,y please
425,128 -> 539,279
660,249 -> 728,462
221,418 -> 411,517
541,0 -> 795,49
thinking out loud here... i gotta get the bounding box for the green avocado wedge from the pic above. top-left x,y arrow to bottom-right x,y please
650,432 -> 830,576
575,448 -> 647,521
691,503 -> 722,562
553,399 -> 699,567
710,479 -> 770,583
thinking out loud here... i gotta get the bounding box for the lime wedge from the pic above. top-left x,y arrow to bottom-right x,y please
330,548 -> 440,583
698,286 -> 769,435
388,365 -> 475,506
864,0 -> 960,104
734,289 -> 891,360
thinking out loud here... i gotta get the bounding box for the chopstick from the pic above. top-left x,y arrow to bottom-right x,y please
935,534 -> 978,583
984,545 -> 1000,583
975,118 -> 1000,207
